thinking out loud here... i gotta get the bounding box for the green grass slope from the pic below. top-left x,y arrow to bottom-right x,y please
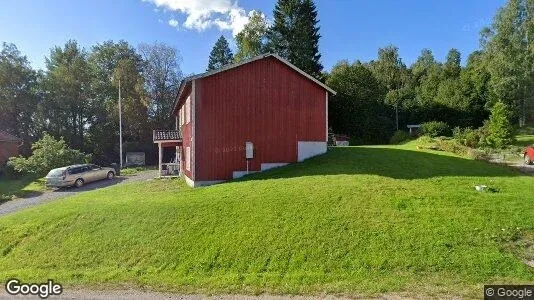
0,143 -> 533,297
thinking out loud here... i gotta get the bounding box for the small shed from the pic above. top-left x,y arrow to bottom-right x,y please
407,124 -> 422,136
0,131 -> 23,169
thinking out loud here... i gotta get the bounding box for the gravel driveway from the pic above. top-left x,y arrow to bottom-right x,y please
0,170 -> 156,217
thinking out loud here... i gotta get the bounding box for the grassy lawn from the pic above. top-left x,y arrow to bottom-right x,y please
514,126 -> 534,147
0,176 -> 46,201
0,142 -> 533,297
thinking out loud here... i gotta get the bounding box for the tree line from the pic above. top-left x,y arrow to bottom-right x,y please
0,40 -> 182,164
1,0 -> 532,168
207,0 -> 533,145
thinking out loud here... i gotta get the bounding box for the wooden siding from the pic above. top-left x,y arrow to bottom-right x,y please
175,84 -> 193,180
194,56 -> 326,181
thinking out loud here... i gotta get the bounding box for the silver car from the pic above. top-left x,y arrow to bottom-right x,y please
45,164 -> 116,188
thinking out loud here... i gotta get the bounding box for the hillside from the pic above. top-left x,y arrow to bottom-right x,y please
0,142 -> 533,297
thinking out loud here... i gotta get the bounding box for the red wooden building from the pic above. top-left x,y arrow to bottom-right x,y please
157,54 -> 336,187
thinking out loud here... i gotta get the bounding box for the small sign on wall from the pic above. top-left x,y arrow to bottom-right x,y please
245,142 -> 254,159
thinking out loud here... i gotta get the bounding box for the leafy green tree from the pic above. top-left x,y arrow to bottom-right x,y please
88,41 -> 147,163
370,45 -> 412,129
207,36 -> 233,71
38,40 -> 92,150
485,101 -> 515,148
459,51 -> 491,126
266,0 -> 323,79
138,42 -> 183,130
235,11 -> 268,62
443,48 -> 461,79
0,43 -> 38,145
112,58 -> 150,143
8,133 -> 91,176
327,60 -> 392,144
411,49 -> 437,82
481,0 -> 533,126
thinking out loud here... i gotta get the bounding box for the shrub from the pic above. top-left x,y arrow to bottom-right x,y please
485,101 -> 515,149
389,130 -> 411,144
420,121 -> 451,137
8,133 -> 91,176
416,136 -> 485,159
453,127 -> 487,148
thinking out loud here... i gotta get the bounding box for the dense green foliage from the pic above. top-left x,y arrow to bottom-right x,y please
207,36 -> 234,71
266,0 -> 323,79
0,43 -> 38,146
0,41 -> 182,164
327,0 -> 534,144
1,145 -> 533,297
389,130 -> 411,144
8,133 -> 91,176
486,101 -> 516,148
420,121 -> 452,137
481,0 -> 534,126
326,61 -> 391,144
453,127 -> 488,148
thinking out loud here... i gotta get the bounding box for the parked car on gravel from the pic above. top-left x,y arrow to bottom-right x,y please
523,146 -> 534,165
45,164 -> 116,188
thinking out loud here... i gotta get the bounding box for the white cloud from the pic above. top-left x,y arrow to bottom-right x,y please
145,0 -> 252,36
168,18 -> 179,27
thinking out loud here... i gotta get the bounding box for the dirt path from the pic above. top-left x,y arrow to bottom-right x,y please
0,170 -> 157,217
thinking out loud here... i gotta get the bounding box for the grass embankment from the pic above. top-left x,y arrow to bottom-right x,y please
0,176 -> 46,201
0,142 -> 533,297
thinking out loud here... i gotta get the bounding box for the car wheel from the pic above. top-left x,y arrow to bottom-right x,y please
107,171 -> 115,180
525,154 -> 533,165
74,178 -> 84,188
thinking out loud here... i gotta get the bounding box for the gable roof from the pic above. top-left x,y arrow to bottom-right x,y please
172,53 -> 336,115
0,131 -> 22,143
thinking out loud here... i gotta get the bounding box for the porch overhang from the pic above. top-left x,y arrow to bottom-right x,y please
153,130 -> 182,177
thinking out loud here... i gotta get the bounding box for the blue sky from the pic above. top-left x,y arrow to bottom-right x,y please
0,0 -> 504,75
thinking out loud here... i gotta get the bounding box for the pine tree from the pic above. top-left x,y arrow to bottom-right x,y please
266,0 -> 323,79
207,36 -> 233,71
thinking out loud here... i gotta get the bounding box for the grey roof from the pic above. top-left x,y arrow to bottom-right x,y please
172,53 -> 336,115
153,130 -> 181,141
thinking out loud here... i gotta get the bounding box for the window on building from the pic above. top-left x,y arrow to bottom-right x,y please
185,96 -> 191,124
186,146 -> 191,171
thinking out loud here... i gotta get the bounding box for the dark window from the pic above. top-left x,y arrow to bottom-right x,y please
69,167 -> 81,175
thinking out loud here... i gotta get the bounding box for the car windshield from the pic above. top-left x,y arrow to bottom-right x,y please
47,169 -> 64,177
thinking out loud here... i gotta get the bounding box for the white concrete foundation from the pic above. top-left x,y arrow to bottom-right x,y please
297,141 -> 327,162
261,163 -> 289,171
184,174 -> 224,187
